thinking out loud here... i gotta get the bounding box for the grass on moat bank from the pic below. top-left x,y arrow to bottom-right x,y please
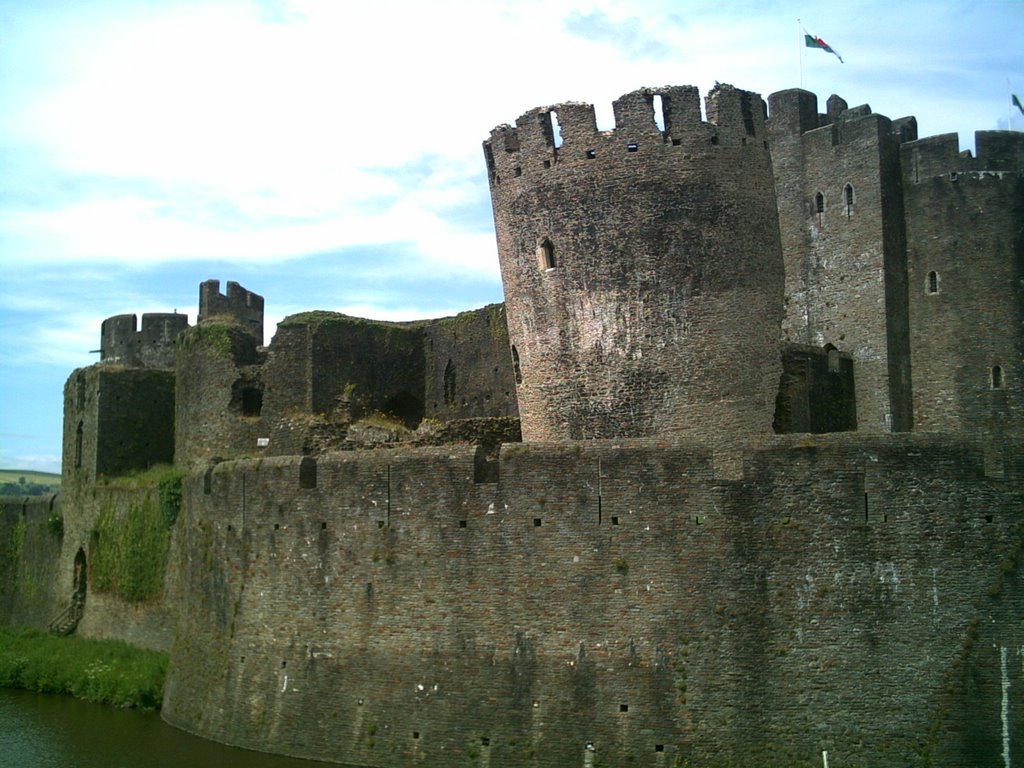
0,627 -> 167,709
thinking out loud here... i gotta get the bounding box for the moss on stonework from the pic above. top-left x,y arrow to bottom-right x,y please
178,322 -> 236,357
281,311 -> 422,330
8,516 -> 26,568
90,466 -> 182,603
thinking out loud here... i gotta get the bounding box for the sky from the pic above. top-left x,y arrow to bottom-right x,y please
0,0 -> 1021,474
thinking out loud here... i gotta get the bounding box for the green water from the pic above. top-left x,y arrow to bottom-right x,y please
0,687 -> 339,768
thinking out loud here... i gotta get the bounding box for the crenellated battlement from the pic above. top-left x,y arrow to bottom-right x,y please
902,130 -> 1024,182
768,89 -> 920,146
99,312 -> 189,368
198,279 -> 265,345
484,84 -> 769,186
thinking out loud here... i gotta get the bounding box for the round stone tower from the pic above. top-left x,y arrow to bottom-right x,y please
484,84 -> 785,442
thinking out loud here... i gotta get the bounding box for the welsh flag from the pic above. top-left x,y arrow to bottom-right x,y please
805,33 -> 843,63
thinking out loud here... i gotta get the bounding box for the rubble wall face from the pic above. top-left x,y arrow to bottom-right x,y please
163,436 -> 1024,768
486,85 -> 784,442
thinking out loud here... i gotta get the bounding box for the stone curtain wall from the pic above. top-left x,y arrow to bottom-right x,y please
52,481 -> 182,652
163,436 -> 1023,768
485,85 -> 784,443
0,495 -> 63,628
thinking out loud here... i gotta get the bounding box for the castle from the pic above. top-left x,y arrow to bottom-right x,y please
1,84 -> 1022,768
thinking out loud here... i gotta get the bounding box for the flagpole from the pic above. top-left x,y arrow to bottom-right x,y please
1008,79 -> 1013,131
797,19 -> 803,88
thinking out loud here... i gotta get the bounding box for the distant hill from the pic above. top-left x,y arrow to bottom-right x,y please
0,469 -> 61,497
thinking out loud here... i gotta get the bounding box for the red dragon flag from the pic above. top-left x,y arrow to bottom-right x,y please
804,32 -> 843,63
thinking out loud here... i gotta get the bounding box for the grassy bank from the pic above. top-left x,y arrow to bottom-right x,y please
0,627 -> 167,708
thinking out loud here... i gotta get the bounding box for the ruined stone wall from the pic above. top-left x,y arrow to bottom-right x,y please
767,92 -> 913,433
902,131 -> 1024,437
163,436 -> 1023,768
486,85 -> 784,442
773,343 -> 856,433
62,367 -> 175,483
174,322 -> 264,469
259,313 -> 426,448
55,481 -> 181,652
199,280 -> 265,346
423,304 -> 518,422
0,495 -> 63,628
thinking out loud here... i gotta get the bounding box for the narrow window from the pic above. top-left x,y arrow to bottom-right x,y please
992,365 -> 1004,390
652,93 -> 666,132
844,184 -> 854,216
815,192 -> 825,215
511,345 -> 523,384
443,359 -> 456,405
827,345 -> 840,373
537,239 -> 555,270
549,110 -> 564,149
927,271 -> 939,294
299,457 -> 317,489
75,421 -> 83,469
626,142 -> 639,152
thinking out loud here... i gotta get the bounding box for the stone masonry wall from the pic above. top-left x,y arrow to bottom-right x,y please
163,436 -> 1023,768
175,322 -> 264,468
67,480 -> 181,652
0,495 -> 63,628
486,85 -> 784,443
62,367 -> 176,483
100,312 -> 189,368
423,304 -> 518,422
768,93 -> 912,433
902,131 -> 1024,436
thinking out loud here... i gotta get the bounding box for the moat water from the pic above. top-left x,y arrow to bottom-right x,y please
0,687 -> 339,768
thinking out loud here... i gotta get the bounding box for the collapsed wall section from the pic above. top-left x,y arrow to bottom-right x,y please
422,304 -> 518,422
174,323 -> 263,468
164,436 -> 1022,768
485,85 -> 784,442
